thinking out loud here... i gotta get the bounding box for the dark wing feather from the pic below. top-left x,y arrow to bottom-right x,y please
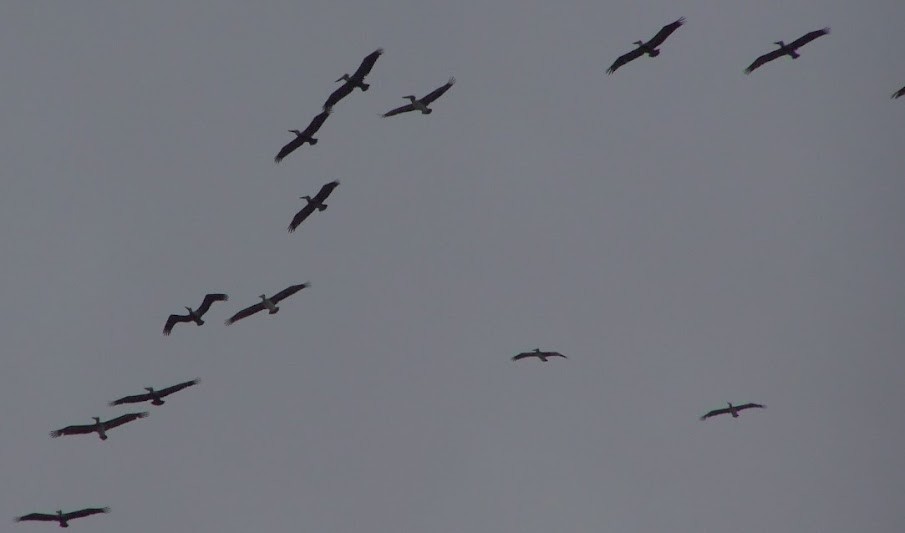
511,352 -> 537,361
64,508 -> 110,520
270,283 -> 310,303
109,392 -> 153,406
197,293 -> 228,315
301,109 -> 331,137
606,47 -> 644,74
744,48 -> 785,74
288,203 -> 317,233
420,77 -> 456,105
274,134 -> 305,163
699,407 -> 732,420
313,180 -> 340,202
50,423 -> 97,437
323,82 -> 354,110
735,403 -> 766,412
646,17 -> 686,48
381,103 -> 417,117
225,302 -> 267,325
15,513 -> 60,522
102,411 -> 149,430
163,313 -> 192,336
351,48 -> 383,80
892,86 -> 905,99
788,27 -> 830,49
545,351 -> 567,358
156,378 -> 200,398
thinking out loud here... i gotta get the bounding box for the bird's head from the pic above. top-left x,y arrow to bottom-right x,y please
144,387 -> 155,393
403,95 -> 417,103
774,40 -> 785,47
288,129 -> 302,135
300,195 -> 312,202
56,510 -> 63,517
633,40 -> 644,46
185,306 -> 193,313
335,73 -> 351,83
92,416 -> 101,423
727,402 -> 733,408
259,294 -> 268,300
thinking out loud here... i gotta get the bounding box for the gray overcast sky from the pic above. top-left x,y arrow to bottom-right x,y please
2,1 -> 904,532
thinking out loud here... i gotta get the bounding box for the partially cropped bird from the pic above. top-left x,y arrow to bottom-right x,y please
512,348 -> 567,362
50,412 -> 149,440
109,379 -> 200,407
381,77 -> 455,117
324,48 -> 384,110
15,507 -> 110,527
892,85 -> 905,99
744,28 -> 830,74
225,283 -> 310,325
606,17 -> 685,74
699,402 -> 765,420
163,293 -> 228,335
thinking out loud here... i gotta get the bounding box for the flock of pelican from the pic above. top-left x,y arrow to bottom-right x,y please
27,12 -> 900,527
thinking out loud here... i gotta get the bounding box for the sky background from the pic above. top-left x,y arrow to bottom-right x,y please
2,1 -> 904,532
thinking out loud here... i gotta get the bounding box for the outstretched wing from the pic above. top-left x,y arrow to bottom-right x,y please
64,508 -> 110,521
271,283 -> 310,304
274,134 -> 305,163
157,378 -> 200,398
735,403 -> 766,412
197,293 -> 228,315
313,180 -> 340,202
109,392 -> 153,406
511,352 -> 537,361
163,313 -> 192,336
50,423 -> 96,437
744,48 -> 785,74
225,302 -> 267,325
302,109 -> 331,137
381,102 -> 417,117
647,17 -> 686,48
788,27 -> 830,50
102,411 -> 149,431
352,48 -> 383,80
699,407 -> 731,420
545,351 -> 567,359
15,513 -> 60,522
420,77 -> 456,106
606,47 -> 644,74
324,82 -> 354,111
892,86 -> 905,99
288,202 -> 317,233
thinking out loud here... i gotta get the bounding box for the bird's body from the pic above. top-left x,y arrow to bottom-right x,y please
288,180 -> 340,232
163,293 -> 228,335
511,348 -> 567,362
607,17 -> 685,74
274,109 -> 331,163
15,508 -> 110,528
744,28 -> 830,74
699,402 -> 765,420
50,413 -> 148,440
225,283 -> 310,325
892,85 -> 905,99
109,379 -> 200,407
324,48 -> 383,110
381,77 -> 455,117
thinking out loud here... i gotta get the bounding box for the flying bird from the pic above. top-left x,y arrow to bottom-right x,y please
109,378 -> 200,407
699,402 -> 765,420
163,293 -> 228,335
15,508 -> 110,528
606,17 -> 685,74
50,412 -> 149,440
892,85 -> 905,99
225,283 -> 310,325
288,180 -> 340,233
323,48 -> 384,110
381,77 -> 456,117
744,28 -> 830,74
512,348 -> 567,362
274,109 -> 331,163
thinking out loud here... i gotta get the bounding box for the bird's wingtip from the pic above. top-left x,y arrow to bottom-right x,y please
448,76 -> 456,85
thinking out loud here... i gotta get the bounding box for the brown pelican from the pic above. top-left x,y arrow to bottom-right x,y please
512,348 -> 567,362
323,48 -> 383,110
606,17 -> 685,74
50,412 -> 149,440
109,378 -> 200,407
744,28 -> 830,74
288,180 -> 340,233
381,77 -> 455,117
163,293 -> 228,335
699,402 -> 765,420
892,85 -> 905,99
15,508 -> 110,527
225,283 -> 310,325
274,109 -> 331,163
